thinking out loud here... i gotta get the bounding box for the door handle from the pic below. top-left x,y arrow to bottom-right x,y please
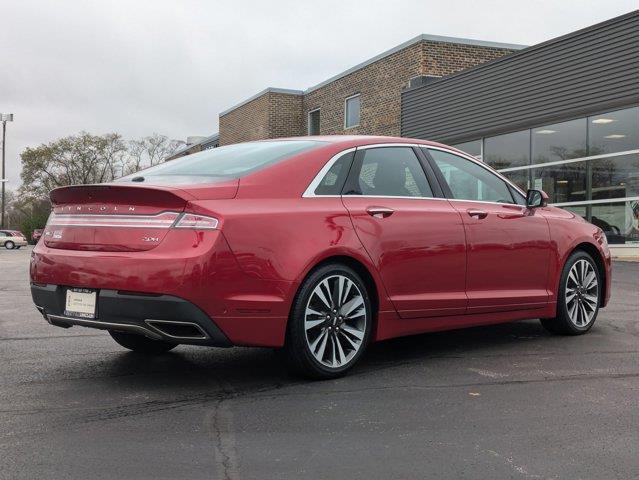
366,206 -> 394,218
467,209 -> 488,219
498,211 -> 526,219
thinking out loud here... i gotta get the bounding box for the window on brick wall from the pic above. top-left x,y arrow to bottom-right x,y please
344,94 -> 361,129
308,109 -> 320,135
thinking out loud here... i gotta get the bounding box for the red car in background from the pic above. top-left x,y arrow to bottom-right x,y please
30,136 -> 612,378
32,229 -> 43,244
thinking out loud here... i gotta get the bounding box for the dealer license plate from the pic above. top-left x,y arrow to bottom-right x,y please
64,288 -> 97,319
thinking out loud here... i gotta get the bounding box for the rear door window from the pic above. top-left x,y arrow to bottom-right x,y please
314,151 -> 355,195
347,147 -> 434,197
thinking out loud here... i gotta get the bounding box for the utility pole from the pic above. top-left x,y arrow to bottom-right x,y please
1,113 -> 14,229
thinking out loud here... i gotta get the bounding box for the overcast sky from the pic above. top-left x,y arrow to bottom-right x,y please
1,0 -> 637,188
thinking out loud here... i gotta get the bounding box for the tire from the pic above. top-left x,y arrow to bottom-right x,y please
5,241 -> 15,250
540,250 -> 601,335
16,246 -> 21,249
109,330 -> 177,354
284,263 -> 373,379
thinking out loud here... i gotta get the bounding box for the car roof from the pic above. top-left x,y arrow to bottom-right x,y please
260,135 -> 453,150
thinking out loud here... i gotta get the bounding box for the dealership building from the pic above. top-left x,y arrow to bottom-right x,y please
182,10 -> 638,254
402,10 -> 639,254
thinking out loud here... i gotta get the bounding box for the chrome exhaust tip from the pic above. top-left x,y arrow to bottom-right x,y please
144,319 -> 209,340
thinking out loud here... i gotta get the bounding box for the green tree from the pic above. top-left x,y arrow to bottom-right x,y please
19,132 -> 185,198
20,132 -> 128,200
4,190 -> 50,239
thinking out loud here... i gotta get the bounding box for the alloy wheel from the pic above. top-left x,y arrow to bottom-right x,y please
304,274 -> 367,368
565,259 -> 599,327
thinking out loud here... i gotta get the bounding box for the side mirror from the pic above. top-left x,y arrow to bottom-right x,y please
526,189 -> 548,208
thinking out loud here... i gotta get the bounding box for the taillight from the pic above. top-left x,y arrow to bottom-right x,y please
173,213 -> 219,230
44,211 -> 219,230
46,211 -> 180,228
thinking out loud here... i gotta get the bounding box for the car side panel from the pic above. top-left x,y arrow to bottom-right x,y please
540,206 -> 612,308
342,196 -> 468,318
195,196 -> 398,333
449,200 -> 552,312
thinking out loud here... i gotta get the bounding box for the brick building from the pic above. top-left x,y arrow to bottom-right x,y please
165,133 -> 219,161
218,34 -> 524,145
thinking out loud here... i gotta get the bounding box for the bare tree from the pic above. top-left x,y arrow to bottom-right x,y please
19,131 -> 185,201
125,133 -> 184,175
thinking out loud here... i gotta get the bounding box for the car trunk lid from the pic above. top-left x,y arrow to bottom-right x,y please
45,181 -> 237,252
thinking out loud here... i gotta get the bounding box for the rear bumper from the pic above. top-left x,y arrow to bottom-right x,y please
31,283 -> 232,347
30,230 -> 294,347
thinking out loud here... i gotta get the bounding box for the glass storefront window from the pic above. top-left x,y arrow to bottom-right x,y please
531,153 -> 639,204
502,170 -> 529,191
452,140 -> 482,159
590,201 -> 639,245
589,106 -> 639,155
559,201 -> 639,245
532,161 -> 587,204
532,118 -> 587,164
591,153 -> 639,201
484,130 -> 530,170
460,105 -> 639,246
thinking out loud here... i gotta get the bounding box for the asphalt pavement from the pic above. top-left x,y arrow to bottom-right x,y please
1,246 -> 638,479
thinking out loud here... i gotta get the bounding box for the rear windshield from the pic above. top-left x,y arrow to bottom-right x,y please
117,140 -> 323,184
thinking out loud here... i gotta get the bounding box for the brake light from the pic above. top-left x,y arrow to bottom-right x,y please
173,213 -> 219,230
46,211 -> 180,228
44,211 -> 219,230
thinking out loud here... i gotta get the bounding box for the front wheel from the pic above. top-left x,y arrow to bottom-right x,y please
541,251 -> 601,335
284,264 -> 372,379
109,330 -> 177,354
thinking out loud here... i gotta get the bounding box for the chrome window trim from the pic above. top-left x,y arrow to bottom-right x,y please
425,145 -> 528,199
303,143 -> 437,199
304,142 -> 530,202
447,198 -> 526,207
357,142 -> 422,150
345,195 -> 444,200
302,147 -> 357,198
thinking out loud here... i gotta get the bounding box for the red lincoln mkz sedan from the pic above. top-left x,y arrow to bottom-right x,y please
30,136 -> 611,378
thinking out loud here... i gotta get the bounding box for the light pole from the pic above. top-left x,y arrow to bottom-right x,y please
1,113 -> 14,229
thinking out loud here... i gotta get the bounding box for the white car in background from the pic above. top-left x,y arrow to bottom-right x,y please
0,230 -> 28,249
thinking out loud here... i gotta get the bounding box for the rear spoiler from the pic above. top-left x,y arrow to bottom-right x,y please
50,179 -> 239,205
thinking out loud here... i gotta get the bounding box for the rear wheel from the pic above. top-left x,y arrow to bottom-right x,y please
109,330 -> 177,354
541,251 -> 601,335
5,241 -> 15,250
284,264 -> 372,379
